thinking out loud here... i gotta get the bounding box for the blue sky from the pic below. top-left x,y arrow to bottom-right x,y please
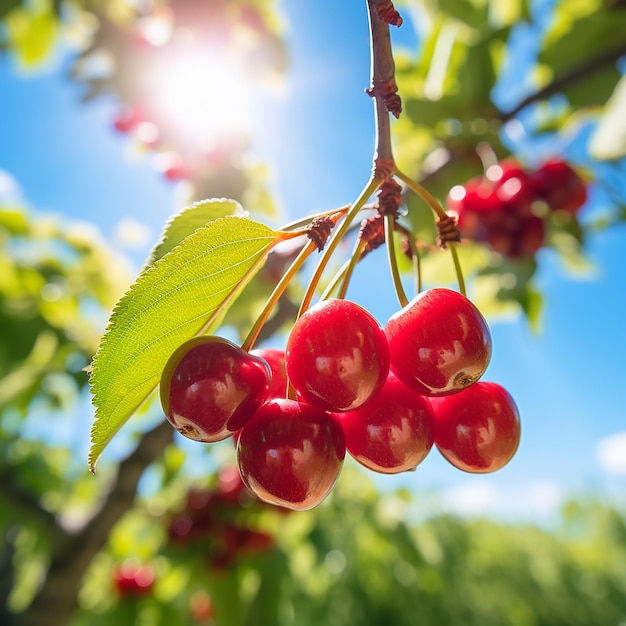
2,0 -> 626,521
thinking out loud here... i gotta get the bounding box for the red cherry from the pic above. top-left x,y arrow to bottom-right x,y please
216,464 -> 248,503
236,398 -> 345,511
485,214 -> 546,259
432,381 -> 521,473
531,159 -> 587,215
160,336 -> 271,442
384,288 -> 491,397
338,372 -> 434,474
112,105 -> 144,133
250,348 -> 287,399
113,561 -> 155,599
190,590 -> 214,622
285,299 -> 389,412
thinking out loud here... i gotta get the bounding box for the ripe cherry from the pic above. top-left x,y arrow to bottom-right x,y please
431,381 -> 521,473
338,372 -> 434,474
531,159 -> 587,215
285,299 -> 389,412
250,348 -> 287,399
237,398 -> 345,511
160,336 -> 271,442
385,288 -> 491,397
113,561 -> 155,599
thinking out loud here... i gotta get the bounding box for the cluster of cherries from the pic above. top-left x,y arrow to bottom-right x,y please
166,465 -> 278,571
160,288 -> 521,511
446,158 -> 587,259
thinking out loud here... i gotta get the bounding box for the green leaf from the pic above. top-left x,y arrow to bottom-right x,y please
589,73 -> 626,161
88,216 -> 282,471
147,198 -> 246,265
5,3 -> 59,69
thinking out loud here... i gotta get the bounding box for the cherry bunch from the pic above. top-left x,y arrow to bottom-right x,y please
160,287 -> 521,511
446,158 -> 587,259
166,465 -> 278,571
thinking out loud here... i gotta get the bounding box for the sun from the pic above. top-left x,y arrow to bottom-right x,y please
149,43 -> 255,150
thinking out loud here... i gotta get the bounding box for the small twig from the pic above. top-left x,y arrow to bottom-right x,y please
500,44 -> 626,122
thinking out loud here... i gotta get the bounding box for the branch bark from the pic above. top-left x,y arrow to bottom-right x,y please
366,0 -> 401,177
500,44 -> 626,122
12,420 -> 173,626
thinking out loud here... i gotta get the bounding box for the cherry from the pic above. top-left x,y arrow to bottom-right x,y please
486,214 -> 546,259
431,381 -> 521,473
531,159 -> 587,215
113,561 -> 155,599
384,288 -> 491,397
236,398 -> 345,511
216,464 -> 248,503
160,336 -> 271,442
250,348 -> 287,399
190,590 -> 214,622
112,105 -> 144,133
338,372 -> 434,474
285,299 -> 389,412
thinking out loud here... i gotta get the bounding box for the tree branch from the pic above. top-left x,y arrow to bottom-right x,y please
366,0 -> 402,178
0,471 -> 65,541
500,44 -> 626,122
12,420 -> 173,626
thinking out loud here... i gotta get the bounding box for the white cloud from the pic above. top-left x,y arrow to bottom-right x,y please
438,480 -> 564,520
596,431 -> 626,476
0,169 -> 22,202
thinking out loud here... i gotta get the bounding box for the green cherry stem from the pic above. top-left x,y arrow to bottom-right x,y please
280,205 -> 350,233
394,167 -> 446,219
320,260 -> 350,300
448,243 -> 466,297
394,166 -> 467,297
385,213 -> 409,307
338,234 -> 368,300
298,176 -> 380,317
241,239 -> 317,352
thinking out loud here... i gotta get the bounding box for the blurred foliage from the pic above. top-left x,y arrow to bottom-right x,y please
60,465 -> 626,626
393,0 -> 626,321
0,201 -> 131,416
2,1 -> 626,625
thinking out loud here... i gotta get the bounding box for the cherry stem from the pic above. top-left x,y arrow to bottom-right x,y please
338,235 -> 368,300
298,176 -> 380,316
384,213 -> 409,307
395,221 -> 422,295
280,205 -> 350,233
241,240 -> 317,352
320,259 -> 350,300
295,1 -> 403,315
448,243 -> 466,297
394,166 -> 467,296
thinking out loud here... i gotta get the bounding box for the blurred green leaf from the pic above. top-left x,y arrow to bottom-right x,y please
589,73 -> 626,161
5,2 -> 58,69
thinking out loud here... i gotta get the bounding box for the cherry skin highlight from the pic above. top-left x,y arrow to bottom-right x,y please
431,381 -> 521,473
236,398 -> 345,511
285,298 -> 389,412
338,372 -> 435,474
160,336 -> 271,443
384,288 -> 491,397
